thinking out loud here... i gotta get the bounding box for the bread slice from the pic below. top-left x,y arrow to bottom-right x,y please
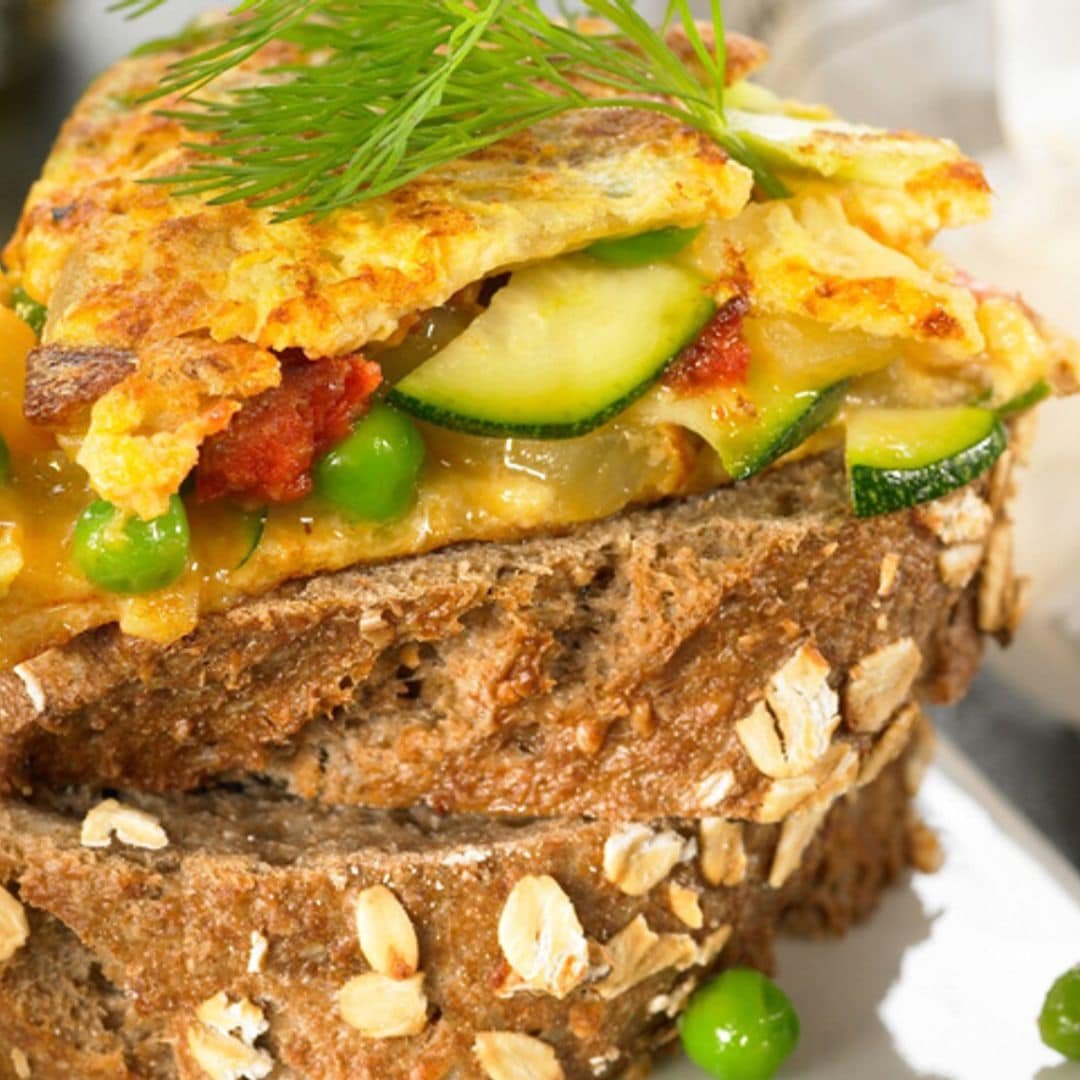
0,746 -> 929,1080
0,911 -> 173,1079
0,450 -> 1018,821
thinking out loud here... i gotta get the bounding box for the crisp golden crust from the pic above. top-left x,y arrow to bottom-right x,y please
838,158 -> 993,249
693,196 -> 984,356
23,345 -> 135,426
6,39 -> 755,516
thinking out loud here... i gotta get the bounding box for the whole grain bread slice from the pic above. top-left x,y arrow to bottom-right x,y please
0,911 -> 174,1079
0,744 -> 928,1080
0,450 -> 1020,820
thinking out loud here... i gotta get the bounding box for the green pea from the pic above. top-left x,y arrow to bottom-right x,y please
11,286 -> 47,338
1040,964 -> 1080,1060
679,968 -> 800,1080
0,433 -> 10,485
313,403 -> 425,520
72,495 -> 190,594
586,225 -> 702,266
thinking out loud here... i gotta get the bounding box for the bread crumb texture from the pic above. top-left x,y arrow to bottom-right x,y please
903,711 -> 937,796
0,754 -> 926,1077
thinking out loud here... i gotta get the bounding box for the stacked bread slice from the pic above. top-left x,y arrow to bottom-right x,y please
0,436 -> 1025,1079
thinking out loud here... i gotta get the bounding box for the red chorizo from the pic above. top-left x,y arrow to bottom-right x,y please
664,296 -> 751,393
196,355 -> 382,503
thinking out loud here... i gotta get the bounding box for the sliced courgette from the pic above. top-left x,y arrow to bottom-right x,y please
390,256 -> 714,439
586,226 -> 702,266
727,108 -> 961,187
846,406 -> 1007,518
998,378 -> 1051,417
639,366 -> 848,482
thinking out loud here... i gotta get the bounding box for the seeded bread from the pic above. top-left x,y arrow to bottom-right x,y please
0,747 -> 927,1080
0,449 -> 1021,821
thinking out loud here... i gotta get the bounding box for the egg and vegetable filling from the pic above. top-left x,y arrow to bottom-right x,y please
0,34 -> 1076,669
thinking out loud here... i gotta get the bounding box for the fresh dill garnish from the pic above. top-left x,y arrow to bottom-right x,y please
110,0 -> 789,220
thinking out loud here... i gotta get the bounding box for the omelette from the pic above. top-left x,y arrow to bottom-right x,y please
0,24 -> 1075,669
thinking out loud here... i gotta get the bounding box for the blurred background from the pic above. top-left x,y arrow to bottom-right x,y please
0,0 -> 1076,862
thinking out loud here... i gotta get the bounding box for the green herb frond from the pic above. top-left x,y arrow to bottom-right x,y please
117,0 -> 788,220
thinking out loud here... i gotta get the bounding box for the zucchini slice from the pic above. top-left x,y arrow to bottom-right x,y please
640,367 -> 848,482
727,108 -> 961,187
846,406 -> 1007,518
390,257 -> 714,439
998,378 -> 1051,417
586,226 -> 702,266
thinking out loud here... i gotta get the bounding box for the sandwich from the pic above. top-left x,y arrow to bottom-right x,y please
0,5 -> 1074,1078
0,17 -> 1071,815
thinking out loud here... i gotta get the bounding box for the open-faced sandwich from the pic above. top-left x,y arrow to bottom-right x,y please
0,4 -> 1075,1078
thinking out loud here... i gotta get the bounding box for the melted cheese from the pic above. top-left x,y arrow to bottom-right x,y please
0,385 -> 718,667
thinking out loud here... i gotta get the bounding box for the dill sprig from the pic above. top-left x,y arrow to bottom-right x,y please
111,0 -> 788,220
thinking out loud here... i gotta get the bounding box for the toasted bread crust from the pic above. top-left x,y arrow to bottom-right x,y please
0,758 -> 914,1080
0,451 -> 1005,820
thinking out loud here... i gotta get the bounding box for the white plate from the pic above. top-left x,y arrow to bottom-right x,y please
658,738 -> 1080,1080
